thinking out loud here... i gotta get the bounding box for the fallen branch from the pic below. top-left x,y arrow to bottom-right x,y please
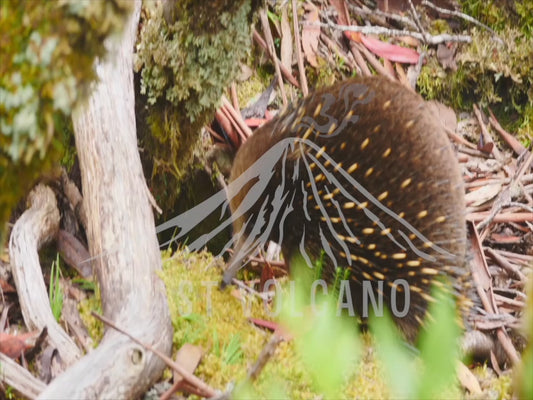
292,0 -> 308,96
8,184 -> 81,367
315,20 -> 472,45
0,353 -> 47,399
37,2 -> 173,397
421,0 -> 503,44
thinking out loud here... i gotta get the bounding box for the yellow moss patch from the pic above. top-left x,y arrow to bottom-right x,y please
159,249 -> 393,398
78,287 -> 103,345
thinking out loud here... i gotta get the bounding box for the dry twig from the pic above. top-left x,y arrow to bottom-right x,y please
92,312 -> 218,398
315,20 -> 472,45
253,30 -> 300,88
421,0 -> 503,44
292,0 -> 308,96
347,3 -> 417,30
260,8 -> 288,107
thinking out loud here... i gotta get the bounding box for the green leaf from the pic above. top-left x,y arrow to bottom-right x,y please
282,255 -> 361,398
49,253 -> 64,322
370,308 -> 417,398
223,334 -> 243,365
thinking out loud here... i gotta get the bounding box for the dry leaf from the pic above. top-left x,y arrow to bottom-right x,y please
397,35 -> 420,48
249,318 -> 293,341
173,343 -> 204,384
0,331 -> 39,359
344,30 -> 362,43
359,35 -> 420,64
249,317 -> 278,332
231,288 -> 244,300
330,0 -> 350,25
465,183 -> 502,207
245,118 -> 267,128
280,4 -> 293,71
57,229 -> 92,279
457,361 -> 482,395
302,2 -> 320,67
0,278 -> 15,293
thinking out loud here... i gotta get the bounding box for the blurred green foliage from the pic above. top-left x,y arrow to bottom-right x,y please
516,275 -> 533,399
283,271 -> 362,398
460,0 -> 533,37
371,284 -> 461,399
237,256 -> 461,399
134,0 -> 258,213
0,0 -> 132,240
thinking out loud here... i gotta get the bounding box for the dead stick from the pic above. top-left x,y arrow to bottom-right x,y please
473,105 -> 506,163
484,247 -> 527,282
445,127 -> 477,149
466,212 -> 533,223
321,33 -> 356,70
230,83 -> 240,112
260,8 -> 287,107
221,96 -> 253,139
91,311 -> 218,398
292,0 -> 308,96
219,104 -> 248,143
488,110 -> 527,156
253,30 -> 300,88
248,334 -> 284,381
467,223 -> 520,365
421,0 -> 502,44
355,42 -> 395,80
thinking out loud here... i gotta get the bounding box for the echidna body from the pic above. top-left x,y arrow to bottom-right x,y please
224,76 -> 467,340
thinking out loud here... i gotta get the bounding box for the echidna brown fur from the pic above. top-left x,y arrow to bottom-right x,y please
224,76 -> 467,341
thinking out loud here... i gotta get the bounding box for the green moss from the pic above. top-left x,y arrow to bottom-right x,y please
518,105 -> 532,147
418,3 -> 533,147
345,337 -> 390,399
159,250 -> 320,396
160,249 -> 272,392
515,1 -> 533,37
469,364 -> 513,399
236,76 -> 270,111
137,0 -> 254,122
78,286 -> 104,345
160,248 -> 520,398
305,59 -> 339,91
460,1 -> 533,39
418,26 -> 533,147
430,19 -> 452,35
459,0 -> 508,32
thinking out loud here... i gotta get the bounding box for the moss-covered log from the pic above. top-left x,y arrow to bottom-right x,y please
0,0 -> 132,243
135,0 -> 261,215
